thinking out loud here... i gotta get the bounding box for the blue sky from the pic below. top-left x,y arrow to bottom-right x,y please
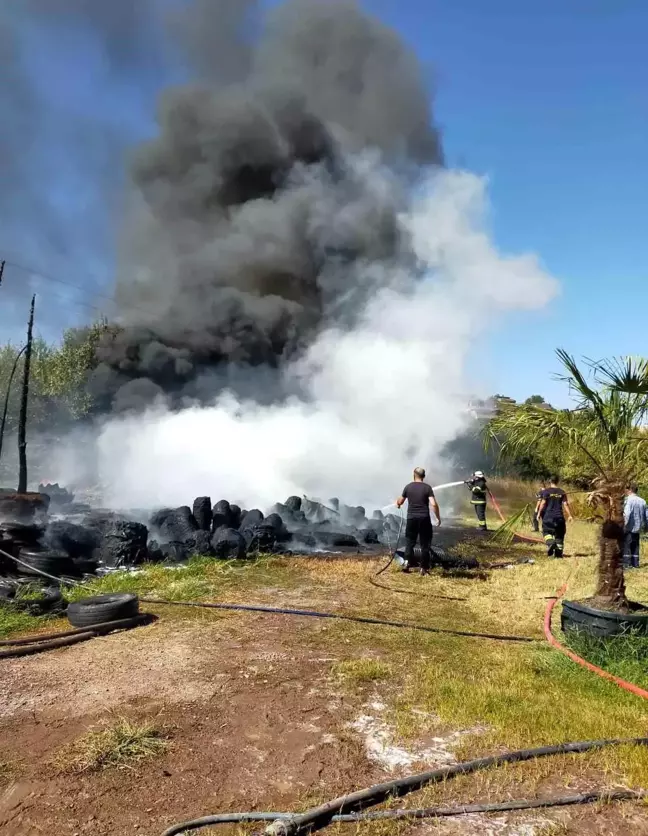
3,0 -> 647,408
364,0 -> 647,406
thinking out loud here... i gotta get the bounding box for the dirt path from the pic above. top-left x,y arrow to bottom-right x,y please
0,606 -> 645,836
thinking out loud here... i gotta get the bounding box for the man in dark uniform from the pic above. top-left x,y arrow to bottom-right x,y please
466,470 -> 488,530
537,476 -> 574,557
396,467 -> 441,576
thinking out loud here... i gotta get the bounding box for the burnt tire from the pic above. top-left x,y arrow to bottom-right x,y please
67,593 -> 140,628
17,548 -> 75,578
192,497 -> 212,531
14,587 -> 66,616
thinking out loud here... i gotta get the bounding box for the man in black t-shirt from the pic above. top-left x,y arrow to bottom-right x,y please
396,467 -> 441,576
537,476 -> 574,557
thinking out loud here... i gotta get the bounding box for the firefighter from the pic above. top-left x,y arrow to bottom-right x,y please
466,470 -> 488,531
536,476 -> 574,558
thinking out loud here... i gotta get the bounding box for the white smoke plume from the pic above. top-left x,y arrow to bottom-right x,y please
87,164 -> 558,511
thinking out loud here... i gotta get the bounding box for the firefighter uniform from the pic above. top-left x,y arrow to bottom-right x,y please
540,486 -> 568,557
466,474 -> 488,530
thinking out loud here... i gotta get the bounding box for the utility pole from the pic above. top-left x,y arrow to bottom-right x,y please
0,345 -> 27,464
17,295 -> 35,493
0,260 -> 5,288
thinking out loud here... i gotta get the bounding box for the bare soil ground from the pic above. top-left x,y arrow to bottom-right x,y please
0,613 -> 381,836
2,535 -> 648,835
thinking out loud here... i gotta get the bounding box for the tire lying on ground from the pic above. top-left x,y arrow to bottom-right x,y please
67,593 -> 140,628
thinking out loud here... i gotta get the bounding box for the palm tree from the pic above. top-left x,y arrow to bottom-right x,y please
486,350 -> 648,611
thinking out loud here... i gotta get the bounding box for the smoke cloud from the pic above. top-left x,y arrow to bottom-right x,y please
92,167 -> 558,510
9,0 -> 559,509
91,0 -> 443,410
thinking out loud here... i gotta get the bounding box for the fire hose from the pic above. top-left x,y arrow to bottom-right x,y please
160,736 -> 648,836
487,492 -> 648,699
140,597 -> 536,643
0,614 -> 151,659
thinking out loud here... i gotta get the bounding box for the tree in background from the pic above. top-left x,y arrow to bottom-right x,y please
0,320 -> 111,481
524,394 -> 545,405
487,349 -> 648,611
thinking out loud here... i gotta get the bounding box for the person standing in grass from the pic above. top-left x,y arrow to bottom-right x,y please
465,471 -> 489,530
623,485 -> 648,569
396,467 -> 441,576
536,476 -> 574,558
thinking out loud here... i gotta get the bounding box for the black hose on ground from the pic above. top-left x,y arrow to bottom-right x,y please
160,790 -> 645,834
160,737 -> 648,836
340,789 -> 646,821
260,737 -> 648,836
140,597 -> 536,643
0,614 -> 152,659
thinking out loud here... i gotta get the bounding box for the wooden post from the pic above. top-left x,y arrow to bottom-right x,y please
17,295 -> 35,493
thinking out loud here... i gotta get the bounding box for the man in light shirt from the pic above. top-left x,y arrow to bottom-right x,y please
623,485 -> 648,569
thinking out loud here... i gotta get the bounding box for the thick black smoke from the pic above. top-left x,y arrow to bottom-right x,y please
2,0 -> 441,410
91,0 -> 443,412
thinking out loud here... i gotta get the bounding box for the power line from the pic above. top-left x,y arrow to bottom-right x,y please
0,255 -> 157,321
1,256 -> 118,309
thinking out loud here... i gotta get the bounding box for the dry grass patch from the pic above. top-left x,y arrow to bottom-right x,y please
55,716 -> 170,773
0,759 -> 16,785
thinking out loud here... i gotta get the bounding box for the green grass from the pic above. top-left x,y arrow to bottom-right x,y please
565,631 -> 648,691
54,717 -> 169,773
66,554 -> 305,603
0,604 -> 50,639
332,657 -> 393,685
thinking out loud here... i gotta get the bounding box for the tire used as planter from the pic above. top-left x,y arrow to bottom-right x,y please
67,593 -> 140,628
561,599 -> 648,638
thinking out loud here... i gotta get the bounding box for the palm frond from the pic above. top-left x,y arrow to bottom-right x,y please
594,356 -> 648,395
554,348 -> 610,435
486,401 -> 608,478
489,506 -> 530,546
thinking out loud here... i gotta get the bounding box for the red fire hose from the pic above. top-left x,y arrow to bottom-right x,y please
488,488 -> 648,700
544,585 -> 648,701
